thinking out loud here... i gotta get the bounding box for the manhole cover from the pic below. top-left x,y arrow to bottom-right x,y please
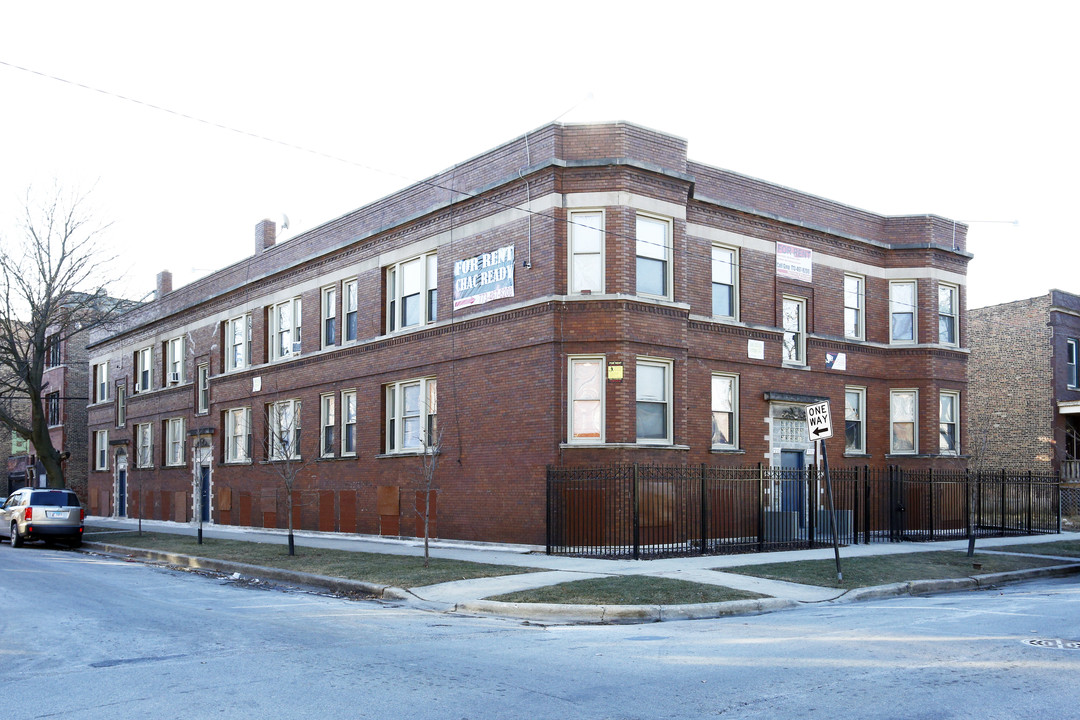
1023,638 -> 1080,650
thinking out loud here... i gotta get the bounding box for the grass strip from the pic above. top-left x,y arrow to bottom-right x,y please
83,527 -> 537,588
489,575 -> 768,605
723,550 -> 1067,589
993,539 -> 1080,557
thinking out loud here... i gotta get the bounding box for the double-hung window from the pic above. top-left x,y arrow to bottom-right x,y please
712,245 -> 737,319
46,334 -> 61,367
47,392 -> 60,426
568,356 -> 604,443
939,391 -> 960,454
225,408 -> 251,462
115,384 -> 126,427
320,393 -> 335,457
938,283 -> 958,345
386,377 -> 437,452
569,211 -> 604,294
166,418 -> 184,466
270,298 -> 302,360
1068,338 -> 1079,389
94,430 -> 109,471
636,358 -> 672,444
890,389 -> 918,454
636,214 -> 671,299
711,373 -> 738,449
844,274 -> 864,340
167,336 -> 184,384
135,346 -> 152,392
196,364 -> 209,415
322,286 -> 336,348
890,281 -> 917,343
344,280 -> 358,342
782,296 -> 807,365
342,390 -> 357,456
268,399 -> 302,460
387,253 -> 437,332
136,422 -> 153,468
94,361 -> 109,403
845,387 -> 866,454
226,314 -> 251,372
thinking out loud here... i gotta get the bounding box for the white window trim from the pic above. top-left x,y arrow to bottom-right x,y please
844,386 -> 867,454
341,389 -> 357,457
635,213 -> 673,301
844,273 -> 865,341
568,209 -> 605,295
939,390 -> 960,455
269,297 -> 303,361
196,364 -> 210,415
225,314 -> 252,373
711,243 -> 739,321
165,417 -> 185,467
711,372 -> 739,450
889,280 -> 918,345
322,286 -> 337,349
568,355 -> 606,444
115,384 -> 126,428
95,361 -> 109,403
136,346 -> 153,393
890,388 -> 919,455
782,295 -> 807,366
320,393 -> 335,458
268,398 -> 302,460
135,422 -> 154,468
938,282 -> 959,346
636,357 -> 673,445
1068,338 -> 1079,389
344,279 -> 359,343
225,407 -> 251,463
95,430 -> 109,471
385,377 -> 437,453
387,252 -> 438,333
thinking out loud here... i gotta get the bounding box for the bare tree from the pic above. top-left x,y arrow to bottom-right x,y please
414,416 -> 443,567
261,398 -> 312,556
0,184 -> 119,489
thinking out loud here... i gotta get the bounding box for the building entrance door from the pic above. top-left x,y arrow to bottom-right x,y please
780,450 -> 806,527
199,466 -> 211,523
117,468 -> 127,517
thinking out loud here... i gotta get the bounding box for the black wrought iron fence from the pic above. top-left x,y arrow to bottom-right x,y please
546,464 -> 1061,558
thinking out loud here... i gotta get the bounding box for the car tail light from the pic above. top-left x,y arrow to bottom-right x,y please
81,509 -> 86,521
25,506 -> 32,521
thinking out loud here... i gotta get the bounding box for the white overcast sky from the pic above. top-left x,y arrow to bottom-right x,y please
1,1 -> 1076,309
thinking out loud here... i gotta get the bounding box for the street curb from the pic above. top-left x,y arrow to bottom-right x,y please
81,541 -> 1080,625
454,597 -> 798,624
83,541 -> 405,600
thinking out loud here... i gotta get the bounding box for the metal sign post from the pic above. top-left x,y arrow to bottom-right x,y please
806,401 -> 843,583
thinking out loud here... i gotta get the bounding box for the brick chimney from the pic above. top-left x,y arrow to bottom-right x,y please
156,270 -> 173,300
255,219 -> 277,255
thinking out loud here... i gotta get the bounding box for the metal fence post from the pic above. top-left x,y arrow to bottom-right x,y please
1027,470 -> 1033,534
757,462 -> 764,552
632,463 -> 640,560
545,465 -> 552,555
928,467 -> 935,541
864,465 -> 871,545
808,464 -> 816,549
700,463 -> 708,556
1000,468 -> 1007,536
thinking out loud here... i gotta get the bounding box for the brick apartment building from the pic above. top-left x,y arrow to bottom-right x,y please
968,290 -> 1080,478
85,121 -> 970,545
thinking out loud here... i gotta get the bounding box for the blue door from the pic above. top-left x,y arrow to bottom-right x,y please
199,466 -> 211,523
117,469 -> 127,517
780,450 -> 806,527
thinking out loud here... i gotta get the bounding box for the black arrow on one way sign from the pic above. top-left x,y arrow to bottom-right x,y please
812,426 -> 829,437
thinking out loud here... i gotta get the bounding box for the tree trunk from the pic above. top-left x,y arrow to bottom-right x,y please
30,400 -> 65,488
286,488 -> 295,556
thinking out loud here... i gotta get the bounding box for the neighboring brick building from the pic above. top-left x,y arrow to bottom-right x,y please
85,121 -> 970,545
968,290 -> 1080,477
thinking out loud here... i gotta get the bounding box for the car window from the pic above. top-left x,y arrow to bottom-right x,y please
30,491 -> 79,507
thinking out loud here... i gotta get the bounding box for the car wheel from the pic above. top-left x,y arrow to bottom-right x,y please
10,523 -> 23,548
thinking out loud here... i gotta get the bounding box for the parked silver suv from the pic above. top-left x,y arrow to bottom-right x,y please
1,488 -> 84,548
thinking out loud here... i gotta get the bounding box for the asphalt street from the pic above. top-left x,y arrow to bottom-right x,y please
3,545 -> 1079,719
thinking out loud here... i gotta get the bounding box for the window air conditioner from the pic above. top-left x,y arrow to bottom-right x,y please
292,341 -> 302,354
169,372 -> 180,384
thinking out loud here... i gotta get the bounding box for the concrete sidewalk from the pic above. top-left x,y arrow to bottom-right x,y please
82,516 -> 1080,624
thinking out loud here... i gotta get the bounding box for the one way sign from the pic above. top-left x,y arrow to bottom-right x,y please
805,401 -> 833,441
